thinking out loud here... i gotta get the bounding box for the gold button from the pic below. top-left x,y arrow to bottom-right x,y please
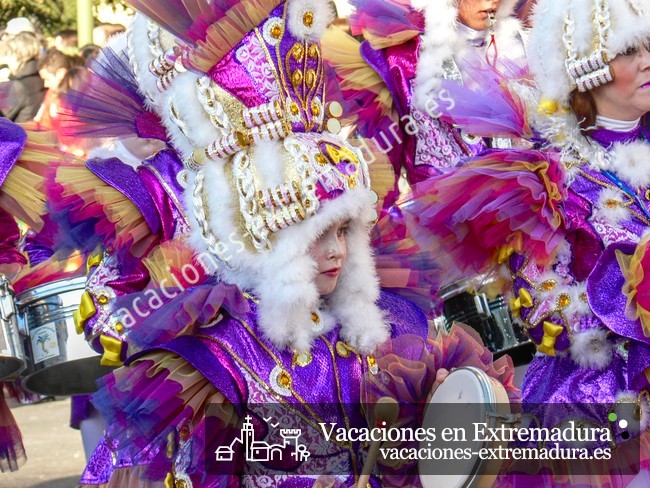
305,69 -> 316,88
327,101 -> 343,118
308,44 -> 319,59
336,341 -> 350,358
292,70 -> 303,86
291,43 -> 304,60
270,24 -> 283,39
303,11 -> 314,27
540,280 -> 557,291
557,293 -> 571,309
278,371 -> 291,387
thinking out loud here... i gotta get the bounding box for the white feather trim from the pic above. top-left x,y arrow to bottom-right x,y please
570,327 -> 612,370
287,0 -> 334,41
555,239 -> 573,266
252,140 -> 290,188
255,188 -> 386,353
594,187 -> 631,225
412,0 -> 525,110
610,141 -> 650,190
158,72 -> 222,159
564,282 -> 591,318
129,14 -> 165,112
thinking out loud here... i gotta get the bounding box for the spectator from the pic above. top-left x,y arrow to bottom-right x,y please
53,29 -> 77,55
2,17 -> 35,39
0,32 -> 45,122
79,44 -> 101,64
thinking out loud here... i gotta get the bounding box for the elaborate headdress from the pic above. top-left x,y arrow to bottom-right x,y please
126,0 -> 388,353
529,0 -> 650,108
528,0 -> 650,168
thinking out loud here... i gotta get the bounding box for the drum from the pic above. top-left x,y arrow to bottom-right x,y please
419,367 -> 516,488
437,277 -> 535,367
16,277 -> 114,396
0,275 -> 26,381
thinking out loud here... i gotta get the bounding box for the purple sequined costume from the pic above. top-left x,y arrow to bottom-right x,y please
79,290 -> 429,486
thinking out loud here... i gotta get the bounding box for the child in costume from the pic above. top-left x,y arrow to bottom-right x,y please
58,1 -> 519,486
398,0 -> 650,484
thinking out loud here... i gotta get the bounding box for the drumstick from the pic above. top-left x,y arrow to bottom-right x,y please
357,397 -> 399,488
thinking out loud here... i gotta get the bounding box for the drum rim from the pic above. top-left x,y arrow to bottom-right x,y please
15,276 -> 87,307
419,366 -> 509,488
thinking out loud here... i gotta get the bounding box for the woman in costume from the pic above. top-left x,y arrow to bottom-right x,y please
398,0 -> 650,483
63,0 -> 520,486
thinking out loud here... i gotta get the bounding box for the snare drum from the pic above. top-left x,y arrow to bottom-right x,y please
0,275 -> 25,381
16,277 -> 114,396
419,367 -> 516,488
437,277 -> 535,367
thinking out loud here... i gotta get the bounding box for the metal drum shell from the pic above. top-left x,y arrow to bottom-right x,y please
0,276 -> 25,381
16,277 -> 115,396
436,277 -> 535,368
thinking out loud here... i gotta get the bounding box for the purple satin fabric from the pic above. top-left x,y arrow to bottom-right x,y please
522,351 -> 628,405
209,48 -> 265,108
134,110 -> 167,140
87,157 -> 160,236
590,125 -> 644,148
137,149 -> 186,241
0,118 -> 26,188
70,394 -> 94,429
562,188 -> 603,282
0,209 -> 25,266
588,242 -> 649,344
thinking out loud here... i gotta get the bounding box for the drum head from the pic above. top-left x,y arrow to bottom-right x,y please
419,367 -> 503,488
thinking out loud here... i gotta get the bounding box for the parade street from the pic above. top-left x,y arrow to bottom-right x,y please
1,399 -> 85,488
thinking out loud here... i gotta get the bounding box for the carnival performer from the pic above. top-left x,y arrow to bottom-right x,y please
323,0 -> 527,196
397,0 -> 650,484
50,0 -> 522,486
0,115 -> 66,471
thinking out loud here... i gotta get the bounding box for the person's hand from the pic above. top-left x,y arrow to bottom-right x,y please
436,368 -> 450,384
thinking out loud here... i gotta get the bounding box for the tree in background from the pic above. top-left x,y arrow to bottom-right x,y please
0,0 -> 125,38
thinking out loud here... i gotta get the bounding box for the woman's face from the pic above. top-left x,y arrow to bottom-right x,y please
457,0 -> 501,31
309,220 -> 350,297
592,43 -> 650,121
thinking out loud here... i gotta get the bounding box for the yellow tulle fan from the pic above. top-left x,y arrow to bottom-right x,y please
321,27 -> 397,127
128,0 -> 283,74
142,239 -> 207,287
55,165 -> 154,257
191,0 -> 284,73
0,128 -> 71,231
